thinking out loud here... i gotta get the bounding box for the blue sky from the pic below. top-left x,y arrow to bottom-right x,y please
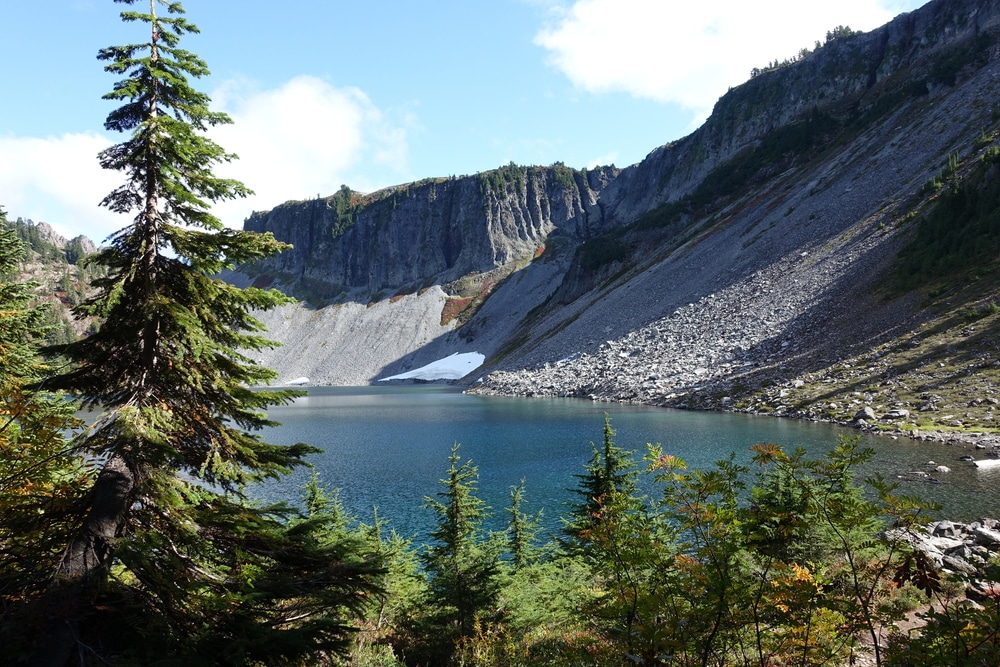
1,0 -> 925,243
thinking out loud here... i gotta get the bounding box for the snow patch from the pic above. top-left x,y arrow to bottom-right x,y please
379,352 -> 485,382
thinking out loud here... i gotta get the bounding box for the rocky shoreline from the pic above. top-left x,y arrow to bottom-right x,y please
897,518 -> 1000,601
466,187 -> 1000,455
470,362 -> 1000,453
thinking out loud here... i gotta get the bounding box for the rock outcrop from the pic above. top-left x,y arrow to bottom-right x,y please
893,518 -> 1000,600
243,165 -> 618,298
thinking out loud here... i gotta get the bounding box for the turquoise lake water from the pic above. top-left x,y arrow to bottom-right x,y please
253,386 -> 1000,540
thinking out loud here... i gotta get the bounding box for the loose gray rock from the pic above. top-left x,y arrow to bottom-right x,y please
930,520 -> 964,538
942,554 -> 979,575
973,526 -> 1000,547
855,407 -> 877,421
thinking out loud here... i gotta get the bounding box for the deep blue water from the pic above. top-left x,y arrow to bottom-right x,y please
252,386 -> 1000,540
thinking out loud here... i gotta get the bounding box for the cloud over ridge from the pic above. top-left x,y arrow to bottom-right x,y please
535,0 -> 909,117
1,76 -> 410,242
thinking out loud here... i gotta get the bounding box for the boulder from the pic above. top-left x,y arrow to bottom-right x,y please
942,554 -> 979,575
930,520 -> 965,538
973,526 -> 1000,547
927,536 -> 966,552
854,406 -> 876,421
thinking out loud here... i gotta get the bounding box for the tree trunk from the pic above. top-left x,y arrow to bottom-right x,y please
55,454 -> 136,580
27,454 -> 138,667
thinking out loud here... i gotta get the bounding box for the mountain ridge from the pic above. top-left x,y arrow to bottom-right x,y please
237,0 -> 1000,438
4,217 -> 100,343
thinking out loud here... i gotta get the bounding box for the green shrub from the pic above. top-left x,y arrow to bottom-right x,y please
891,158 -> 1000,293
578,235 -> 627,270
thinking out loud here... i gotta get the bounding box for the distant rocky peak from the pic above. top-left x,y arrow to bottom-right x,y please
33,221 -> 70,248
68,234 -> 98,256
11,218 -> 99,263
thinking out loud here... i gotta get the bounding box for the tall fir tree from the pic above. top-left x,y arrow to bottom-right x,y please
415,444 -> 501,663
27,2 -> 380,665
505,479 -> 541,571
562,414 -> 640,552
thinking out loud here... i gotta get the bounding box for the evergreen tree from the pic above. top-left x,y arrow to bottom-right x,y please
562,414 -> 640,552
26,3 -> 379,664
0,209 -> 91,658
416,444 -> 501,662
506,479 -> 541,570
0,210 -> 50,381
563,418 -> 666,663
745,445 -> 823,563
352,510 -> 427,664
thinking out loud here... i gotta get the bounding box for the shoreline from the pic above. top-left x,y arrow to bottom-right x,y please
465,378 -> 1000,453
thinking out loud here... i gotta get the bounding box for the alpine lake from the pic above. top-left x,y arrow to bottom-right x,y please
252,385 -> 1000,541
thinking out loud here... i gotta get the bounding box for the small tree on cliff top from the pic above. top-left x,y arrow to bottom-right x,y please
27,2 -> 379,664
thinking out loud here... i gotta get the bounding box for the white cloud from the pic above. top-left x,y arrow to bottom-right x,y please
209,75 -> 412,227
0,76 -> 411,242
587,151 -> 620,169
0,132 -> 120,243
535,0 -> 919,120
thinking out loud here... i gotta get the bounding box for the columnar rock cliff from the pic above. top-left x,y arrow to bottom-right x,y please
240,0 -> 1000,430
243,165 -> 618,298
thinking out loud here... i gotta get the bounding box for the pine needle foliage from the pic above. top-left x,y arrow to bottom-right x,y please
414,444 -> 501,663
48,0 -> 302,490
19,3 -> 381,664
562,413 -> 640,553
505,479 -> 541,570
0,210 -> 53,381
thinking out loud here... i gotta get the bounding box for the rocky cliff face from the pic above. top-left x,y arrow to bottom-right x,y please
240,0 -> 1000,416
8,219 -> 100,341
243,164 -> 619,299
601,0 -> 1000,224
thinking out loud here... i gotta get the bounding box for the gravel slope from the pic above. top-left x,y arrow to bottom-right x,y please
468,57 -> 1000,438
